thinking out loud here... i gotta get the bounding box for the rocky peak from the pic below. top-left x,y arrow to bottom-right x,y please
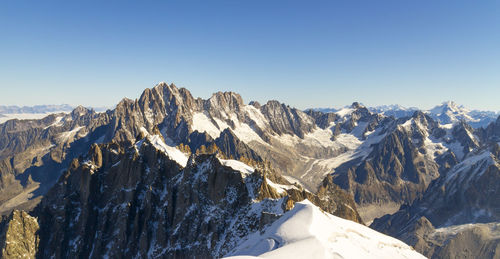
429,101 -> 465,116
305,109 -> 337,129
351,104 -> 372,121
30,132 -> 364,258
71,105 -> 91,118
207,91 -> 244,112
214,128 -> 262,162
260,100 -> 315,138
411,110 -> 436,128
371,144 -> 500,258
262,100 -> 283,112
203,91 -> 245,124
481,115 -> 500,142
338,102 -> 378,135
451,121 -> 479,156
0,210 -> 39,259
248,101 -> 261,109
351,102 -> 364,109
142,82 -> 201,118
151,82 -> 200,115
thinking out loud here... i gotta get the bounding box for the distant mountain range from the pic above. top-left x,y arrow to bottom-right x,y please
314,101 -> 500,128
0,105 -> 110,123
0,104 -> 110,114
0,104 -> 75,114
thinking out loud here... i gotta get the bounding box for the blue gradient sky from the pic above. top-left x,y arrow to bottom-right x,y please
1,1 -> 499,110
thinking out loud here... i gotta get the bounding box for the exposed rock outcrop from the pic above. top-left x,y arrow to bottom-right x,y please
371,143 -> 500,258
0,210 -> 39,259
34,136 -> 362,258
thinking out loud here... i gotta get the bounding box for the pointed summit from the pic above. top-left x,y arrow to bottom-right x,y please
430,101 -> 467,115
351,102 -> 365,109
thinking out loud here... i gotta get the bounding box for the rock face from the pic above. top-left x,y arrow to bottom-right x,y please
34,134 -> 361,258
0,83 -> 324,216
329,110 -> 496,222
1,82 -> 500,257
371,141 -> 500,258
1,82 -> 490,224
0,83 -> 374,222
330,112 -> 437,221
365,115 -> 500,258
0,210 -> 39,259
428,223 -> 500,259
0,108 -> 111,215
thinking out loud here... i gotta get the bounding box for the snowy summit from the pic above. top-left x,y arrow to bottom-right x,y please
225,200 -> 425,259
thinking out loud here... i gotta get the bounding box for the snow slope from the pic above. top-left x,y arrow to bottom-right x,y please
135,128 -> 189,167
225,200 -> 425,259
219,158 -> 255,176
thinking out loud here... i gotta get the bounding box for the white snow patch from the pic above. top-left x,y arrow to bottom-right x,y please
218,159 -> 255,177
244,105 -> 268,129
192,112 -> 223,139
148,135 -> 189,167
423,136 -> 447,160
233,121 -> 266,144
400,118 -> 413,130
265,179 -> 299,194
214,114 -> 265,144
135,128 -> 188,167
441,123 -> 454,129
58,126 -> 85,141
303,125 -> 339,149
350,121 -> 369,138
281,175 -> 303,187
43,115 -> 65,129
446,141 -> 466,160
445,150 -> 496,184
297,126 -> 387,180
335,107 -> 355,118
225,200 -> 425,259
433,222 -> 500,240
335,133 -> 363,150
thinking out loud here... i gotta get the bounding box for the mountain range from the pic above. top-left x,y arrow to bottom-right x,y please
316,101 -> 499,129
0,105 -> 75,115
0,105 -> 109,124
0,82 -> 499,258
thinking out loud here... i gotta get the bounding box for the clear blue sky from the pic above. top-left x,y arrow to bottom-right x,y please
1,1 -> 499,110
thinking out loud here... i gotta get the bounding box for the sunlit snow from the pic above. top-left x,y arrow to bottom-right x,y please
218,158 -> 255,177
225,200 -> 425,259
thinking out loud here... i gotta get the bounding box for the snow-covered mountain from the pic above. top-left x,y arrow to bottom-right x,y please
313,107 -> 338,113
369,101 -> 499,128
0,104 -> 110,124
0,84 -> 493,223
225,200 -> 424,259
1,82 -> 500,258
427,101 -> 498,128
0,105 -> 74,124
369,104 -> 419,119
318,101 -> 499,129
0,104 -> 74,114
371,118 -> 500,258
30,128 -> 363,258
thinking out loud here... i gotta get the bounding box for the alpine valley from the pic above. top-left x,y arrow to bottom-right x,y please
0,82 -> 499,258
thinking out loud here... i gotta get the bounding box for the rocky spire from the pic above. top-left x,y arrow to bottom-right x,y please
0,210 -> 39,259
